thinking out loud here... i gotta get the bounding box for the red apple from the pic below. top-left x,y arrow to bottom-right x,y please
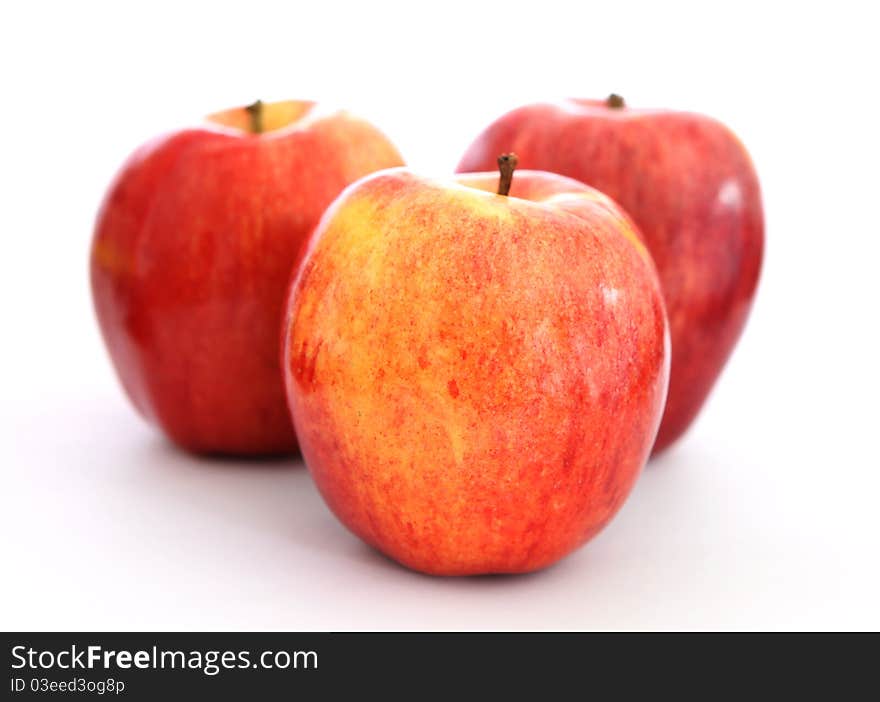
457,96 -> 764,453
91,100 -> 404,455
282,156 -> 669,575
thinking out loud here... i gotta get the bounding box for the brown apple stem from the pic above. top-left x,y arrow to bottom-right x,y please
606,93 -> 626,109
245,99 -> 265,134
497,153 -> 519,196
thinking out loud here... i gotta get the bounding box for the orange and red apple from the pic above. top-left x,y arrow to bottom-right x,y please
282,158 -> 670,575
91,100 -> 404,455
458,97 -> 764,453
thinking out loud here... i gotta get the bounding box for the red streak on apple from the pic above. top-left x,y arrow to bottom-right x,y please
458,99 -> 764,453
91,101 -> 404,455
282,167 -> 669,575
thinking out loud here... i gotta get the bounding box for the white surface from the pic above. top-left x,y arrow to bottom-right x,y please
1,0 -> 878,630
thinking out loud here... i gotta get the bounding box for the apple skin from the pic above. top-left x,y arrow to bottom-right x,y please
457,100 -> 764,453
90,101 -> 404,455
282,167 -> 670,575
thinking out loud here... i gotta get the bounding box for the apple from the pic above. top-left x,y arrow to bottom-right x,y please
90,100 -> 404,455
282,155 -> 669,575
457,96 -> 764,453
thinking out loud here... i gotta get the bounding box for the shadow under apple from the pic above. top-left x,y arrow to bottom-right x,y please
119,433 -> 704,587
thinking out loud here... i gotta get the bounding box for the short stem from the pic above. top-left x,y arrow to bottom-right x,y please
245,99 -> 265,134
497,153 -> 518,196
606,93 -> 625,109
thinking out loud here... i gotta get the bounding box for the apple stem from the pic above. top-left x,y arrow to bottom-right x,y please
497,153 -> 519,196
245,99 -> 265,134
606,93 -> 626,109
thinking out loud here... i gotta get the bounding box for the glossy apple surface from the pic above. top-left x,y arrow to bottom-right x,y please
458,98 -> 764,453
91,100 -> 404,455
282,165 -> 669,575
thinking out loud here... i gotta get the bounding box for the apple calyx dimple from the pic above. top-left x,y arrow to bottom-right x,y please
496,153 -> 519,196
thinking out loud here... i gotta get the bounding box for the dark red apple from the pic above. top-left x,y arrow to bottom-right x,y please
458,96 -> 764,453
91,100 -> 404,455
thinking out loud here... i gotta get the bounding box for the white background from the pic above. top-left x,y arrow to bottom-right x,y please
2,0 -> 878,630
